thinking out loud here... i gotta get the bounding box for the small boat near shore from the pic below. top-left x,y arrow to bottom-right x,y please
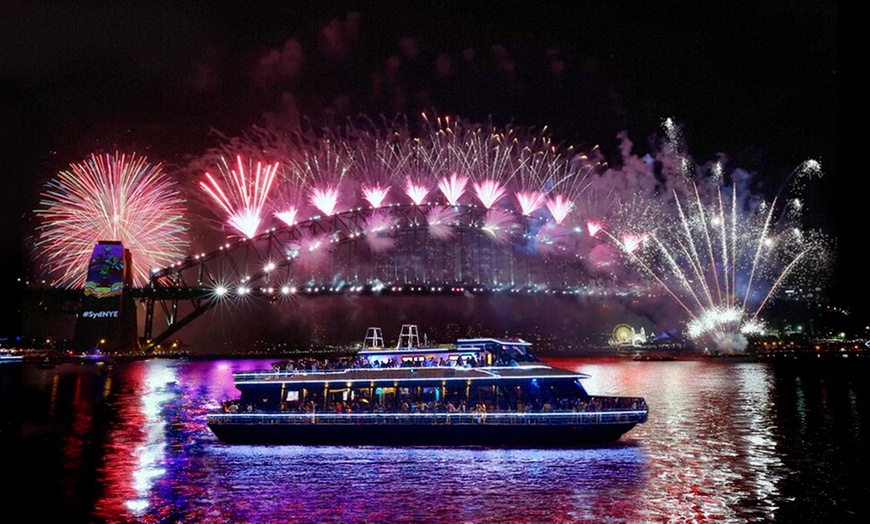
207,325 -> 648,447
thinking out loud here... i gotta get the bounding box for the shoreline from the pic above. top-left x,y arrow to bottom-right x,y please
5,345 -> 868,365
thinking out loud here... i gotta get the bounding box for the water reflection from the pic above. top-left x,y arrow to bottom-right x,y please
13,357 -> 868,522
178,444 -> 646,523
549,358 -> 787,522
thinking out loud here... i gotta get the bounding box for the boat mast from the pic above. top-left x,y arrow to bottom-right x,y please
364,327 -> 384,349
397,324 -> 420,349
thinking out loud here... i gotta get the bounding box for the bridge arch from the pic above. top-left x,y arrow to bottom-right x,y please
138,204 -> 602,351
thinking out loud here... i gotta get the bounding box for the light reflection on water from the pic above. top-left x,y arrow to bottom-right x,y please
169,444 -> 645,523
549,359 -> 785,523
94,360 -> 177,517
7,356 -> 868,522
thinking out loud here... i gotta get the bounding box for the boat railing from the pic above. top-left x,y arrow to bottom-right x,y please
208,405 -> 648,426
236,368 -> 362,380
235,366 -> 478,381
234,362 -> 565,381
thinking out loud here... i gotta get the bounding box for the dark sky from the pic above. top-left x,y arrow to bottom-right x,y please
0,1 -> 844,338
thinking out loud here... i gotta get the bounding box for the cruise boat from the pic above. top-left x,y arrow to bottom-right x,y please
0,349 -> 24,364
207,325 -> 648,447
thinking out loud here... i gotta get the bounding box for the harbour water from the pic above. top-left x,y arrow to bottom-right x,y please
1,355 -> 867,523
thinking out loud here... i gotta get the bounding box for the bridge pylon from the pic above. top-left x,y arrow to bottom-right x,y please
73,241 -> 138,353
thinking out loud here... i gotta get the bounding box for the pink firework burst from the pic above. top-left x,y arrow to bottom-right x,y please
586,220 -> 604,238
362,184 -> 390,208
437,173 -> 468,205
426,205 -> 458,240
545,194 -> 573,224
309,186 -> 340,216
405,179 -> 429,205
480,208 -> 516,244
34,152 -> 189,287
472,179 -> 507,209
274,206 -> 299,227
515,190 -> 546,216
200,155 -> 279,238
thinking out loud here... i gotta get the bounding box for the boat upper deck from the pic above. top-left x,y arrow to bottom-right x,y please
237,325 -> 588,388
234,362 -> 589,386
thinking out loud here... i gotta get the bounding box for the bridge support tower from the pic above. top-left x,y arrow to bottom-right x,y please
73,241 -> 138,353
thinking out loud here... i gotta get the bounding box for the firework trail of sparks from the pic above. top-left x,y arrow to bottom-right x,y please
515,134 -> 591,218
438,173 -> 468,206
289,132 -> 353,216
362,184 -> 390,208
35,152 -> 189,287
461,124 -> 522,187
610,177 -> 829,352
205,124 -> 309,228
545,194 -> 573,225
348,116 -> 412,208
418,114 -> 474,189
200,155 -> 279,238
405,179 -> 430,206
473,179 -> 507,209
272,151 -> 307,227
574,118 -> 834,352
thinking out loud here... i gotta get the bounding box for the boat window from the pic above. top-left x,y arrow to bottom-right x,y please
493,344 -> 538,363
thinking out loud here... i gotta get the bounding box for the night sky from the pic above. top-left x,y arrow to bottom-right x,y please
0,1 -> 844,340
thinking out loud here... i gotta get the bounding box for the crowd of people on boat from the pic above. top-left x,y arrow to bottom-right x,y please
221,394 -> 646,420
271,353 -> 495,373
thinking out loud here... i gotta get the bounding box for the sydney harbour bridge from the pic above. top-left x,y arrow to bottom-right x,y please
127,203 -> 622,353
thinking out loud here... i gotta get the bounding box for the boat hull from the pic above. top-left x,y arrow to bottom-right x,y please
207,417 -> 640,447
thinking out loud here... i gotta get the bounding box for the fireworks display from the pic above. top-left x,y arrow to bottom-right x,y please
601,147 -> 832,351
194,115 -> 597,234
438,173 -> 468,206
189,117 -> 829,349
31,115 -> 832,352
34,152 -> 189,287
199,155 -> 280,238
